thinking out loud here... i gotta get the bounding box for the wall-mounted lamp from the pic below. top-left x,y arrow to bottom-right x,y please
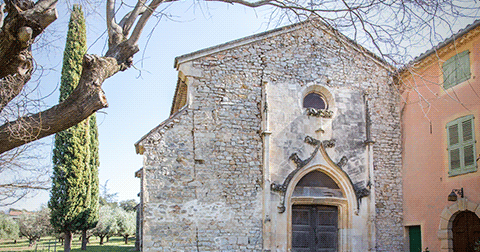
448,188 -> 464,202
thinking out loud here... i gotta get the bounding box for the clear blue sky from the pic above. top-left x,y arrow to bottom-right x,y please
3,1 -> 273,211
2,1 -> 477,211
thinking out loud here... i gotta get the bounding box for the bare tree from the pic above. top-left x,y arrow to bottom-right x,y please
0,141 -> 50,207
0,0 -> 478,155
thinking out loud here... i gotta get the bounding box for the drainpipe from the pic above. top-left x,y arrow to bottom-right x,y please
261,80 -> 273,251
364,93 -> 376,251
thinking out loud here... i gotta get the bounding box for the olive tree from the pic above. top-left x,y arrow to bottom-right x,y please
115,207 -> 135,244
0,213 -> 19,241
18,207 -> 52,246
91,205 -> 118,245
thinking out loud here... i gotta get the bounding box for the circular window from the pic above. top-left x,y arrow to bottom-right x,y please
303,93 -> 327,110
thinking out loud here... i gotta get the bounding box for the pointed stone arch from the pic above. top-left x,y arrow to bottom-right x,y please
284,162 -> 358,251
437,198 -> 480,251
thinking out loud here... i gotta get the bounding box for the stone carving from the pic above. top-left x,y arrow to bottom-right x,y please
275,135 -> 339,213
306,108 -> 333,118
336,156 -> 348,168
353,181 -> 371,210
270,182 -> 287,193
322,139 -> 336,148
289,153 -> 307,168
289,136 -> 324,169
304,135 -> 320,145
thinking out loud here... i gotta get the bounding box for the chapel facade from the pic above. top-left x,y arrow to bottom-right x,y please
135,20 -> 404,251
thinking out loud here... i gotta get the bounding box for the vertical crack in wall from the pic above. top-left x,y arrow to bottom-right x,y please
191,109 -> 198,199
195,226 -> 200,252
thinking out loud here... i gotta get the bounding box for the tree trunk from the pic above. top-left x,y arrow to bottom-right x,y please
64,230 -> 72,252
124,234 -> 129,244
106,236 -> 110,242
28,238 -> 36,247
81,229 -> 87,250
99,235 -> 104,245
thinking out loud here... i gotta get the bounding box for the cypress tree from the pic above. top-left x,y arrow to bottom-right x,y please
48,5 -> 97,252
80,114 -> 100,250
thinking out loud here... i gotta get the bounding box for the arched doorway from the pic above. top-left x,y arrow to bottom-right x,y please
452,211 -> 480,252
290,170 -> 345,252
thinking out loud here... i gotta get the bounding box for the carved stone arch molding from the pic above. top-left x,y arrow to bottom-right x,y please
438,198 -> 480,251
301,84 -> 336,118
271,136 -> 367,213
284,163 -> 357,251
302,84 -> 335,109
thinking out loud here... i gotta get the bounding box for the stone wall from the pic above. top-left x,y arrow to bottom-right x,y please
140,42 -> 265,250
138,20 -> 403,251
369,77 -> 404,251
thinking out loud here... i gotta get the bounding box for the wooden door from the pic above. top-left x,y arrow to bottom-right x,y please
292,205 -> 338,252
452,211 -> 480,252
408,226 -> 422,252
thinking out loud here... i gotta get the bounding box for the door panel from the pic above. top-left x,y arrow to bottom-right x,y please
292,205 -> 338,252
408,226 -> 421,252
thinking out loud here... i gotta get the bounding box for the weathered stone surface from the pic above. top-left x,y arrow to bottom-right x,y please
137,20 -> 403,251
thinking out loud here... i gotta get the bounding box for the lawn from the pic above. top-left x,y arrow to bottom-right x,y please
0,236 -> 136,252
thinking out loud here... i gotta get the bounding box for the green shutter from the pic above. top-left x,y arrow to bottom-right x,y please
456,50 -> 471,84
450,148 -> 461,170
447,115 -> 477,176
443,50 -> 471,89
443,58 -> 456,89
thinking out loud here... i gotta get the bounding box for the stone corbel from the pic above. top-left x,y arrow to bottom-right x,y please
306,108 -> 333,118
353,181 -> 371,210
336,156 -> 348,169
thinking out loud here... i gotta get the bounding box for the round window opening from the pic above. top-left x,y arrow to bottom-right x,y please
303,93 -> 327,110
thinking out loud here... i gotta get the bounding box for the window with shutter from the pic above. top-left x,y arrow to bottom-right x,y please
447,115 -> 477,176
443,50 -> 471,89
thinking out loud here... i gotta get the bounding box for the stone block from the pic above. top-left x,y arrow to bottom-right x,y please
439,217 -> 450,230
466,200 -> 478,212
437,229 -> 452,239
458,198 -> 467,211
440,238 -> 452,249
476,205 -> 480,218
448,203 -> 460,214
440,207 -> 453,221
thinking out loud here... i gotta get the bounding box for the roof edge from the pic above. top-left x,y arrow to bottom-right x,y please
174,20 -> 309,69
134,107 -> 188,154
174,18 -> 393,72
411,19 -> 480,64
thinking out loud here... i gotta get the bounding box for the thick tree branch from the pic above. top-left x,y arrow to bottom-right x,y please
0,0 -> 57,118
107,0 -> 123,47
0,59 -> 32,113
0,183 -> 50,190
0,55 -> 121,154
127,0 -> 163,45
0,0 -> 57,79
122,0 -> 147,36
0,3 -> 5,29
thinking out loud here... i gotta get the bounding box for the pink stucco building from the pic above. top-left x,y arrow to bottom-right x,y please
401,20 -> 480,251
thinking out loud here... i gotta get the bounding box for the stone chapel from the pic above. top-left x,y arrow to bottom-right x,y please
135,20 -> 404,251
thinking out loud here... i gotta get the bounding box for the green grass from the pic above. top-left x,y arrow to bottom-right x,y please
0,236 -> 136,252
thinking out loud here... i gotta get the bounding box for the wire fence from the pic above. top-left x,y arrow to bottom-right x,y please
33,239 -> 58,252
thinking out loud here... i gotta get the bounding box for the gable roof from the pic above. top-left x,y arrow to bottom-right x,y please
137,19 -> 395,153
174,18 -> 393,70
